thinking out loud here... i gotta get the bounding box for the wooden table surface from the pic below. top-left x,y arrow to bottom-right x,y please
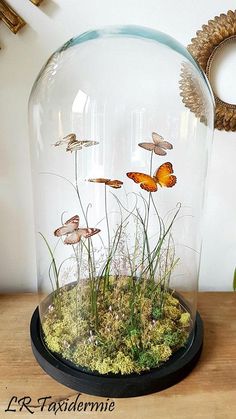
0,292 -> 235,418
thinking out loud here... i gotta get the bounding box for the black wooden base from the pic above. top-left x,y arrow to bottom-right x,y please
30,307 -> 203,397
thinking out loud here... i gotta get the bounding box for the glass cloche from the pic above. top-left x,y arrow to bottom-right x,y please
29,26 -> 214,397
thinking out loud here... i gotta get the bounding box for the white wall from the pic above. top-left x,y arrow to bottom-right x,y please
1,0 -> 236,292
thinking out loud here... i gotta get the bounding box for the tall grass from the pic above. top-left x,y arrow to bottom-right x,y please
40,148 -> 181,332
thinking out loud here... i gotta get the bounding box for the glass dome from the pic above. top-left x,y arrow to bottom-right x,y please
29,26 -> 214,380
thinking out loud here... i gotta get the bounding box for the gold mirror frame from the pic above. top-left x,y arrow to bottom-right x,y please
0,0 -> 44,34
183,10 -> 236,131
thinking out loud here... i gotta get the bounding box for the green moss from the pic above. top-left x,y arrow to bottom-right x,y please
152,307 -> 163,320
42,278 -> 191,375
138,351 -> 157,369
150,344 -> 172,363
164,330 -> 186,348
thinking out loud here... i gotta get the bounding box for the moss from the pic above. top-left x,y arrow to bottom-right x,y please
44,333 -> 61,353
179,312 -> 191,326
137,344 -> 172,370
92,357 -> 113,375
140,297 -> 152,323
42,278 -> 191,375
164,305 -> 181,321
163,330 -> 188,348
138,351 -> 157,369
165,294 -> 179,307
150,344 -> 172,362
113,352 -> 135,375
152,307 -> 163,320
151,322 -> 173,343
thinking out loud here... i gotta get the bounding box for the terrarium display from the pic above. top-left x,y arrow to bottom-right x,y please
29,26 -> 214,397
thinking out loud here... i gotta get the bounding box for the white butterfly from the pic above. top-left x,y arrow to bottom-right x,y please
138,132 -> 173,156
53,133 -> 99,153
54,215 -> 100,245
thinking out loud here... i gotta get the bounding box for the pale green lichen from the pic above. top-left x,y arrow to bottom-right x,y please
179,312 -> 191,326
42,277 -> 191,375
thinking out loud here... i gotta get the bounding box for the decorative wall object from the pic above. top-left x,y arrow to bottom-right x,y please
29,0 -> 44,5
0,0 -> 44,34
0,0 -> 25,34
185,10 -> 236,131
179,62 -> 208,125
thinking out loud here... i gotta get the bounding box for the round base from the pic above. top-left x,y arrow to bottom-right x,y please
30,307 -> 203,397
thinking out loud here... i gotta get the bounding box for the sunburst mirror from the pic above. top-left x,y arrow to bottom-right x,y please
0,0 -> 43,35
180,9 -> 236,131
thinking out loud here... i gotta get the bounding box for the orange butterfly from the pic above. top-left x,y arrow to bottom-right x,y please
127,162 -> 176,192
88,178 -> 123,189
54,215 -> 100,245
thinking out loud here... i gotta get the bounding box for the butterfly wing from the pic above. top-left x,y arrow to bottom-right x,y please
65,215 -> 80,225
63,133 -> 77,143
82,140 -> 99,147
88,178 -> 110,184
138,142 -> 155,152
54,223 -> 77,237
66,140 -> 99,152
54,134 -> 79,148
154,162 -> 177,188
53,140 -> 65,147
127,172 -> 158,192
66,141 -> 83,152
160,141 -> 173,150
78,228 -> 101,239
54,215 -> 80,237
88,178 -> 122,188
64,227 -> 100,244
106,179 -> 123,189
152,132 -> 164,145
153,146 -> 168,156
64,230 -> 82,244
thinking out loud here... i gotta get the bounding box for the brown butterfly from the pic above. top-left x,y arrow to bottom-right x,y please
54,133 -> 76,146
127,162 -> 176,192
54,215 -> 100,245
88,178 -> 123,189
54,133 -> 99,153
139,132 -> 173,156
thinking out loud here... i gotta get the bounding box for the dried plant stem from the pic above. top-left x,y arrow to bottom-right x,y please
80,239 -> 98,329
151,201 -> 181,279
131,215 -> 139,277
74,153 -> 94,274
138,151 -> 154,275
72,243 -> 81,334
146,150 -> 154,231
103,184 -> 112,286
74,151 -> 98,327
74,151 -> 87,225
39,232 -> 59,290
104,184 -> 111,251
137,209 -> 154,281
39,232 -> 62,315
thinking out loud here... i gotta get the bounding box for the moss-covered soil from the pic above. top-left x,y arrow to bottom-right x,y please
42,277 -> 191,375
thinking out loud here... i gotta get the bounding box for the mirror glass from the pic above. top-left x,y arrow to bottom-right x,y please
208,39 -> 236,105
